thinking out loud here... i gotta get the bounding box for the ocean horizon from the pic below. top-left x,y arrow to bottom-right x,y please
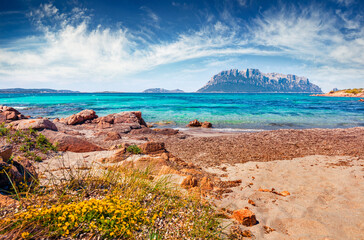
1,92 -> 363,130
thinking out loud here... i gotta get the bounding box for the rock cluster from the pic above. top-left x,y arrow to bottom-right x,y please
61,109 -> 98,125
187,119 -> 212,128
0,106 -> 28,123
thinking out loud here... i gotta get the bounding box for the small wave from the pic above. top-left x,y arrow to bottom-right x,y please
14,106 -> 31,110
174,127 -> 266,132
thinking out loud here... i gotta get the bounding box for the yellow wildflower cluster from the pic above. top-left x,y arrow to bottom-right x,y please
1,196 -> 147,239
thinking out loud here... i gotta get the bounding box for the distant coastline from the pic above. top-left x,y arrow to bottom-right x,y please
312,88 -> 364,98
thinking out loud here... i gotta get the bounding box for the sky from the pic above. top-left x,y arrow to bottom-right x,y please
0,0 -> 363,92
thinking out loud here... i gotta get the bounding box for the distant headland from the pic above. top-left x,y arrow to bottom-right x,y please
197,68 -> 322,93
143,88 -> 184,93
313,88 -> 364,98
0,88 -> 79,94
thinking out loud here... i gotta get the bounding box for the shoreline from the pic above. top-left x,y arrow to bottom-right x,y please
1,106 -> 364,239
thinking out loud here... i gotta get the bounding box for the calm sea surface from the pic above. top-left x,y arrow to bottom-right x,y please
0,93 -> 363,130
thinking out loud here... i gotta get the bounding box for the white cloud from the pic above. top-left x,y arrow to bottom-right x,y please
0,3 -> 363,91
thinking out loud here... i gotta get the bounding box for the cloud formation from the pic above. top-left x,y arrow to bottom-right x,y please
0,2 -> 363,91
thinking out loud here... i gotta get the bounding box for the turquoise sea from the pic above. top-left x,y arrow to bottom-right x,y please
0,93 -> 363,130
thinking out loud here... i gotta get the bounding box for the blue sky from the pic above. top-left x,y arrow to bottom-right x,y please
0,0 -> 363,92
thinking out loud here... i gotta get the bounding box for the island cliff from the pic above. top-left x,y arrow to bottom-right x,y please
197,68 -> 322,93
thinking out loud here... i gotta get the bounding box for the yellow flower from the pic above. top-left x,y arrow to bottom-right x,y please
21,232 -> 30,239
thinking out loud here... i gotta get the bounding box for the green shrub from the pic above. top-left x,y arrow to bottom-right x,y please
126,145 -> 142,154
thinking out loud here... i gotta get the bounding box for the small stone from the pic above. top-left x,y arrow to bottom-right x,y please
280,191 -> 290,196
231,209 -> 257,226
263,225 -> 275,234
248,199 -> 256,206
181,175 -> 198,189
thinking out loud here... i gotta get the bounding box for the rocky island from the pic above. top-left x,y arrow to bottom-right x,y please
197,68 -> 322,93
143,88 -> 184,93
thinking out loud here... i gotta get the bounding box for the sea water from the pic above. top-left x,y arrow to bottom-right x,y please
0,93 -> 363,130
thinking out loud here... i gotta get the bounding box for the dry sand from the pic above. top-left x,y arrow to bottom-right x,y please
205,155 -> 364,239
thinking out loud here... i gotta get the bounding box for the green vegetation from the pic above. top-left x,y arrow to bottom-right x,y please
126,145 -> 142,154
0,167 -> 222,239
345,88 -> 363,94
0,123 -> 57,162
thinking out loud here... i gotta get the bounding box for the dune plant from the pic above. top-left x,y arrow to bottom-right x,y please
0,164 -> 222,239
126,145 -> 142,154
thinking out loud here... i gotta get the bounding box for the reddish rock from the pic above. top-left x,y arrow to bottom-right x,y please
42,131 -> 104,152
200,177 -> 214,190
53,118 -> 60,123
0,158 -> 38,191
181,175 -> 198,189
232,209 -> 257,226
181,168 -> 203,175
105,132 -> 121,141
97,121 -> 113,129
153,128 -> 179,135
64,109 -> 98,125
130,127 -> 154,135
139,142 -> 166,154
122,156 -> 167,173
96,111 -> 147,127
0,145 -> 13,161
201,121 -> 212,128
16,119 -> 57,131
248,199 -> 256,206
0,106 -> 28,122
359,99 -> 364,102
187,119 -> 202,127
280,191 -> 291,196
0,194 -> 17,208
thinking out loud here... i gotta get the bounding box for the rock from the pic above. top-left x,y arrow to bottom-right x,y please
64,109 -> 98,125
121,156 -> 168,173
0,194 -> 17,208
201,121 -> 212,128
0,106 -> 28,122
97,121 -> 113,129
42,131 -> 104,152
0,158 -> 38,191
53,118 -> 60,123
200,177 -> 214,190
129,127 -> 154,135
280,191 -> 291,196
258,187 -> 271,192
104,132 -> 121,141
104,148 -> 126,163
158,165 -> 179,175
187,119 -> 201,127
359,99 -> 364,102
153,128 -> 179,135
248,199 -> 256,206
96,111 -> 147,127
181,175 -> 198,189
180,168 -> 203,175
263,225 -> 275,234
139,142 -> 166,154
231,209 -> 257,226
16,119 -> 57,131
0,145 -> 13,161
